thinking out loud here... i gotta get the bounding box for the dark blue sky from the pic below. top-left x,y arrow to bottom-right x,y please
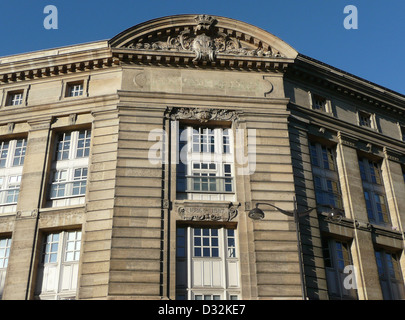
1,0 -> 404,95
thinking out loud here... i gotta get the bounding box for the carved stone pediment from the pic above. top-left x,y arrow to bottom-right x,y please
168,107 -> 239,123
124,15 -> 283,62
176,201 -> 240,222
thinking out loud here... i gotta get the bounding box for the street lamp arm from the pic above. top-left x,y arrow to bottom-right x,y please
254,202 -> 317,218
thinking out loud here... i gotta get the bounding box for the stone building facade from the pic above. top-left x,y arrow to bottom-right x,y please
0,14 -> 404,300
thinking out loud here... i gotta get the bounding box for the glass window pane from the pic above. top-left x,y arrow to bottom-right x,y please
212,248 -> 219,257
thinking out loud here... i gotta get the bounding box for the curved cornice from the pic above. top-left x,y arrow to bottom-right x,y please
109,14 -> 297,71
110,14 -> 298,59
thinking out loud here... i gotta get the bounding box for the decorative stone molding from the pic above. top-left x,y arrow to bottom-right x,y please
354,219 -> 372,231
383,147 -> 401,163
162,199 -> 170,209
125,15 -> 282,62
337,131 -> 358,149
69,114 -> 77,125
1,57 -> 119,84
177,202 -> 240,222
7,123 -> 14,134
27,117 -> 53,131
16,209 -> 38,220
167,107 -> 239,123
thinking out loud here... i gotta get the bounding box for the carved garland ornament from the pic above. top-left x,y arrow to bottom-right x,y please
168,107 -> 239,123
126,15 -> 282,62
178,203 -> 240,222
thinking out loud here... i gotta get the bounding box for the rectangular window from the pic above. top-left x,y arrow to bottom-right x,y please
0,238 -> 11,269
223,129 -> 231,154
310,142 -> 343,210
5,175 -> 21,204
12,139 -> 27,166
190,163 -> 217,192
76,130 -> 91,158
48,130 -> 90,207
177,125 -> 234,201
192,127 -> 215,153
66,82 -> 84,97
359,111 -> 372,128
310,142 -> 335,171
312,94 -> 327,112
0,139 -> 26,210
36,230 -> 82,300
6,91 -> 24,106
0,142 -> 9,168
72,168 -> 88,196
375,250 -> 405,300
322,239 -> 357,300
176,226 -> 240,300
359,157 -> 389,226
0,237 -> 11,299
193,228 -> 219,258
56,132 -> 72,161
50,170 -> 67,199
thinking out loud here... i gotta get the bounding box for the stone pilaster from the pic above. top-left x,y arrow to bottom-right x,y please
2,118 -> 52,300
336,133 -> 383,300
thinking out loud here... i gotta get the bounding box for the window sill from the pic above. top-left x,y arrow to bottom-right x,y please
41,201 -> 85,212
183,190 -> 235,194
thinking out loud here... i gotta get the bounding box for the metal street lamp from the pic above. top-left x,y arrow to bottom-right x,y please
247,198 -> 343,300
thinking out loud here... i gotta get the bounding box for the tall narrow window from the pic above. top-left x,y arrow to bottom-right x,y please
375,250 -> 405,300
176,226 -> 240,300
0,138 -> 26,214
177,125 -> 234,201
358,157 -> 390,226
0,237 -> 11,299
35,230 -> 82,300
309,142 -> 343,211
48,130 -> 91,207
13,139 -> 27,166
322,239 -> 357,300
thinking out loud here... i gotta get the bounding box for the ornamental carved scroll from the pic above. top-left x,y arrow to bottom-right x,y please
168,107 -> 239,123
126,15 -> 282,62
178,202 -> 240,222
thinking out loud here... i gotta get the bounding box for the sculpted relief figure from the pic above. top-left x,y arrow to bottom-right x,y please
127,15 -> 281,61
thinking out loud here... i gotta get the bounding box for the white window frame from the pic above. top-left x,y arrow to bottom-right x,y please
0,237 -> 11,299
177,125 -> 235,201
1,85 -> 30,108
7,91 -> 24,106
67,82 -> 84,97
48,130 -> 91,207
176,226 -> 240,300
0,138 -> 26,213
35,230 -> 82,300
60,76 -> 89,101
